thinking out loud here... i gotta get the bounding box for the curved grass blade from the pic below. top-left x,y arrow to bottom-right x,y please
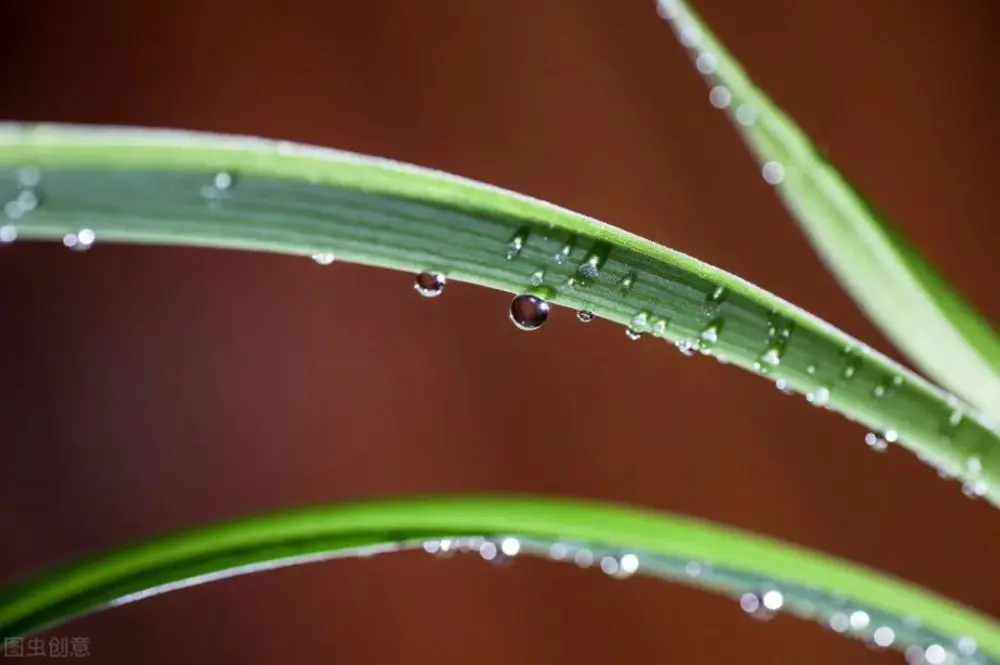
0,496 -> 996,662
0,123 -> 998,505
655,0 -> 1000,421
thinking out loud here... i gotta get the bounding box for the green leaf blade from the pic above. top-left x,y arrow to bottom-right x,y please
1,122 -> 998,506
1,496 -> 997,661
656,0 -> 1000,420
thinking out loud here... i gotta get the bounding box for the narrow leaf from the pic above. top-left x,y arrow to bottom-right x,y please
656,0 -> 1000,420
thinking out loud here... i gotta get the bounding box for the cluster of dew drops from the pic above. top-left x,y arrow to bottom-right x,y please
418,536 -> 987,665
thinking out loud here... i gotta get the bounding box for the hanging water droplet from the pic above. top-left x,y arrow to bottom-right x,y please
864,432 -> 888,452
695,51 -> 718,74
674,339 -> 695,356
848,610 -> 870,631
414,272 -> 446,298
573,549 -> 594,568
904,645 -> 925,665
63,228 -> 96,251
872,626 -> 895,648
967,456 -> 983,476
828,612 -> 850,633
630,311 -> 651,332
625,328 -> 643,341
677,20 -> 702,48
509,294 -> 550,331
762,161 -> 785,185
0,224 -> 16,244
709,85 -> 732,109
884,429 -> 898,443
735,105 -> 757,126
807,387 -> 831,407
423,539 -> 455,558
312,252 -> 335,265
599,556 -> 619,576
549,543 -> 569,560
962,479 -> 989,498
739,592 -> 774,621
529,269 -> 546,286
775,379 -> 794,394
500,537 -> 520,556
684,561 -> 702,577
761,589 -> 784,611
618,553 -> 639,577
576,310 -> 595,323
478,540 -> 499,561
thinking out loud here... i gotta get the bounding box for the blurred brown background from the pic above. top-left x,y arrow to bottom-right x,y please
1,0 -> 998,663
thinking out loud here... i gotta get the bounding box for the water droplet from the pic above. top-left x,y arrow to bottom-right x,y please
312,252 -> 335,265
506,229 -> 527,260
684,561 -> 702,577
807,387 -> 831,407
573,549 -> 594,568
214,172 -> 233,190
957,637 -> 977,656
577,254 -> 600,280
904,645 -> 925,665
762,162 -> 785,185
625,328 -> 643,341
554,242 -> 572,264
630,311 -> 651,332
806,364 -> 817,375
873,384 -> 886,398
423,539 -> 455,558
500,537 -> 521,557
924,645 -> 947,665
735,106 -> 757,126
849,610 -> 870,630
864,432 -> 888,452
739,592 -> 774,620
872,626 -> 895,648
63,228 -> 96,251
949,409 -> 963,428
414,272 -> 446,298
478,541 -> 499,561
576,310 -> 595,323
17,165 -> 41,188
509,294 -> 550,331
695,52 -> 717,74
619,273 -> 636,294
828,612 -> 850,633
699,321 -> 721,345
650,318 -> 668,338
761,589 -> 784,611
0,224 -> 16,243
709,86 -> 732,109
549,543 -> 569,560
755,347 -> 782,373
775,379 -> 794,394
967,456 -> 983,475
884,429 -> 898,443
529,269 -> 546,286
962,479 -> 989,498
674,339 -> 695,356
677,20 -> 702,48
618,553 -> 639,576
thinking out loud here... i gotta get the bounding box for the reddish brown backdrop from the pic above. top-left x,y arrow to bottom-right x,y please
1,1 -> 998,663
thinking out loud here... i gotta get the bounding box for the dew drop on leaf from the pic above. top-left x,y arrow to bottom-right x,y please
739,592 -> 774,621
509,294 -> 550,331
63,228 -> 96,251
807,387 -> 831,407
0,224 -> 16,243
625,328 -> 643,341
312,252 -> 335,265
576,310 -> 595,323
414,272 -> 446,298
762,161 -> 785,185
864,432 -> 888,452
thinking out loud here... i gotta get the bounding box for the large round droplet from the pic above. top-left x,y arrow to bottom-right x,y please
414,272 -> 446,298
509,295 -> 550,331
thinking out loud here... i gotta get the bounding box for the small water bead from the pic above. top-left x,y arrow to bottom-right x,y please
739,592 -> 774,621
573,549 -> 594,568
807,387 -> 831,407
905,645 -> 925,665
849,610 -> 870,631
962,479 -> 989,498
735,105 -> 757,126
625,328 -> 643,341
619,273 -> 636,294
549,543 -> 570,560
510,295 -> 550,331
630,311 -> 651,332
864,432 -> 888,452
529,269 -> 546,286
423,539 -> 455,557
619,553 -> 639,576
506,230 -> 526,260
0,224 -> 16,244
684,561 -> 702,577
650,318 -> 668,338
695,52 -> 718,74
478,541 -> 499,561
213,172 -> 233,190
924,645 -> 947,665
677,21 -> 702,48
806,364 -> 817,376
775,379 -> 794,395
828,612 -> 850,633
756,348 -> 782,373
414,272 -> 446,298
761,590 -> 784,611
576,310 -> 595,323
554,243 -> 572,265
312,252 -> 335,265
17,165 -> 41,188
655,0 -> 678,20
577,255 -> 600,280
709,86 -> 732,109
674,339 -> 695,357
63,228 -> 96,251
699,322 -> 720,345
872,626 -> 896,648
762,161 -> 785,185
957,637 -> 977,657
